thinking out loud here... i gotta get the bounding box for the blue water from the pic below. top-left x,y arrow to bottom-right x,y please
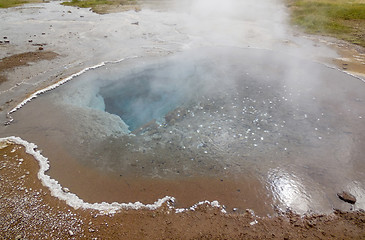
100,63 -> 203,131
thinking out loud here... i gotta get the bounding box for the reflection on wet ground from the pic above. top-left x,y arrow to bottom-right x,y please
2,47 -> 365,215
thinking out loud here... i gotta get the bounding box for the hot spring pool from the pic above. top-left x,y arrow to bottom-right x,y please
4,47 -> 365,215
99,58 -> 207,131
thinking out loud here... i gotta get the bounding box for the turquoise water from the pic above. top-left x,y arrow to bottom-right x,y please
3,47 -> 365,214
100,64 -> 197,131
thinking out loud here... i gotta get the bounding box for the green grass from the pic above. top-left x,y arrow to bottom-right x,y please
61,0 -> 113,8
288,0 -> 365,47
0,0 -> 40,8
61,0 -> 137,13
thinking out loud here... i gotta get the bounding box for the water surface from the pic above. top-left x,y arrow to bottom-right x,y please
3,47 -> 365,215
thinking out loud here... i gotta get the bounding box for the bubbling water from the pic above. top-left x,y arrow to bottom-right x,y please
4,47 -> 365,214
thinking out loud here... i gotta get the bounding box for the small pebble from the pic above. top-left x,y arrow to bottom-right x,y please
337,191 -> 356,204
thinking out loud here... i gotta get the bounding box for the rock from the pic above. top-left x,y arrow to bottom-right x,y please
249,220 -> 258,225
283,232 -> 290,240
337,191 -> 356,204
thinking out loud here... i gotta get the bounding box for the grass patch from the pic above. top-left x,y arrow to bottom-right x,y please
288,0 -> 365,47
61,0 -> 137,13
62,0 -> 113,8
0,0 -> 41,8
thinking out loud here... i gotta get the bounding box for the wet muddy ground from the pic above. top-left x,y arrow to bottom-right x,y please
1,142 -> 365,239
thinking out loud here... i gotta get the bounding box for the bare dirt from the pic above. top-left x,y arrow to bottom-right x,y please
305,35 -> 365,77
332,41 -> 365,77
0,51 -> 58,84
1,143 -> 365,239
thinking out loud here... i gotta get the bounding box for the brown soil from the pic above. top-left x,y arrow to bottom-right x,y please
0,51 -> 58,84
1,142 -> 365,239
0,74 -> 6,84
92,4 -> 141,14
308,36 -> 365,78
332,42 -> 365,77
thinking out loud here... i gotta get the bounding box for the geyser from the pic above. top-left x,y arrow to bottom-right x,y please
99,61 -> 203,131
4,47 -> 365,214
